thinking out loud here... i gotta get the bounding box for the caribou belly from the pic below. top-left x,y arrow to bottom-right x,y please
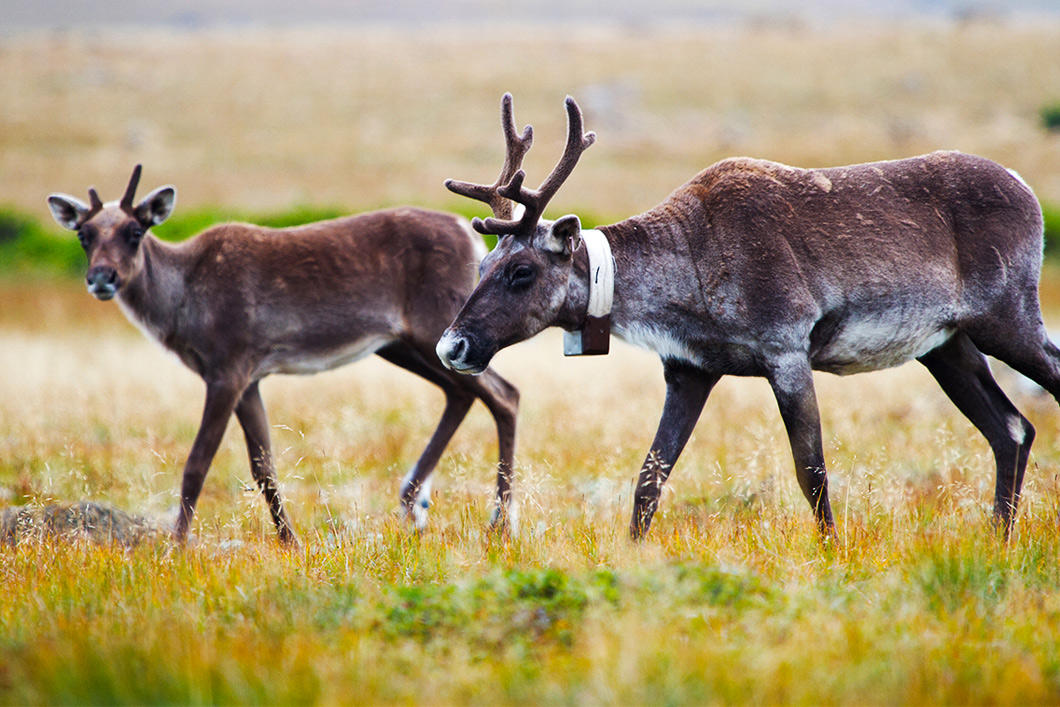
257,334 -> 395,377
811,312 -> 953,375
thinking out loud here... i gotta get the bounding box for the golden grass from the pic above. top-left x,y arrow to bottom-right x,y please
2,279 -> 1060,703
3,20 -> 1060,223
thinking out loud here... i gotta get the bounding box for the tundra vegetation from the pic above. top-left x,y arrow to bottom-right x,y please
2,19 -> 1060,705
3,277 -> 1060,703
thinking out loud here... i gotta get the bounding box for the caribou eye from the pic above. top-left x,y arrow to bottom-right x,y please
127,224 -> 144,246
507,263 -> 536,290
76,229 -> 90,249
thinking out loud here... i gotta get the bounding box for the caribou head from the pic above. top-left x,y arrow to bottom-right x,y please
437,94 -> 597,373
48,165 -> 176,301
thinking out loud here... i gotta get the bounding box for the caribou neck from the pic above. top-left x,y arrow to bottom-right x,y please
116,235 -> 189,347
556,224 -> 638,331
593,222 -> 640,339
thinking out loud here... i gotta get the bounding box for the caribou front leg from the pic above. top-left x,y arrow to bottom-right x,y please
630,361 -> 719,540
174,379 -> 244,543
766,354 -> 835,535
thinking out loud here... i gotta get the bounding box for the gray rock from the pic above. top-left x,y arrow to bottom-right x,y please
0,502 -> 160,546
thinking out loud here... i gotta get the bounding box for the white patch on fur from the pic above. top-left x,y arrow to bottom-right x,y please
1008,415 -> 1026,445
46,193 -> 88,230
810,171 -> 833,193
416,475 -> 433,507
614,322 -> 700,365
402,472 -> 433,530
1006,168 -> 1034,194
257,335 -> 394,377
436,330 -> 462,371
411,501 -> 429,530
814,316 -> 953,375
489,499 -> 519,534
116,297 -> 170,352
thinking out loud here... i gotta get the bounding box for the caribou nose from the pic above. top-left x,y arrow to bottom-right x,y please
86,266 -> 119,300
436,330 -> 468,370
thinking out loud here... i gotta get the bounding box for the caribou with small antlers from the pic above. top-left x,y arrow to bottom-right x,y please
48,166 -> 519,544
438,93 -> 1054,539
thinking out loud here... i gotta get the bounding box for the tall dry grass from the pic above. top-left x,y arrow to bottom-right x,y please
3,20 -> 1059,222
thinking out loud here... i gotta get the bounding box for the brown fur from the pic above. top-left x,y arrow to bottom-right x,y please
49,167 -> 520,545
441,96 -> 1054,541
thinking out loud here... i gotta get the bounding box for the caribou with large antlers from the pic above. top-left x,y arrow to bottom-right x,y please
438,93 -> 1054,539
48,165 -> 519,544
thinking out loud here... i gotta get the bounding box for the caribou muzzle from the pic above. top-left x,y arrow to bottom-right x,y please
86,266 -> 120,301
436,328 -> 494,375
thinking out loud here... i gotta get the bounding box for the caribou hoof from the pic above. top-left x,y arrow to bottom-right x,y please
488,500 -> 519,537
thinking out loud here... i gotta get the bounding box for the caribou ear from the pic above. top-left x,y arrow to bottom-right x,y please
47,194 -> 91,230
540,214 -> 582,256
134,186 -> 177,226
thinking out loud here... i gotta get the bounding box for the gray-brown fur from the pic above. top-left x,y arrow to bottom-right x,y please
439,96 -> 1054,540
48,166 -> 519,545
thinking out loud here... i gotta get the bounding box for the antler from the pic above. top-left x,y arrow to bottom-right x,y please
445,93 -> 533,221
120,164 -> 142,212
463,95 -> 595,238
88,188 -> 103,212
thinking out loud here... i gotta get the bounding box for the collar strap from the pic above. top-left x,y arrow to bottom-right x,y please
563,228 -> 615,356
582,228 -> 614,317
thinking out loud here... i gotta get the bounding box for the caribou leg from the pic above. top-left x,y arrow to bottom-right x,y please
766,355 -> 835,535
630,361 -> 718,540
234,380 -> 299,546
175,379 -> 245,542
918,333 -> 1034,534
376,341 -> 519,530
462,368 -> 519,530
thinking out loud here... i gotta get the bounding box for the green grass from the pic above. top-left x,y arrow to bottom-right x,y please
0,204 -> 357,276
3,525 -> 1060,704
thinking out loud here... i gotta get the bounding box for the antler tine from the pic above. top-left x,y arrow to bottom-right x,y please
497,93 -> 534,197
445,93 -> 533,220
120,164 -> 143,211
478,95 -> 596,237
535,95 -> 596,206
88,188 -> 103,211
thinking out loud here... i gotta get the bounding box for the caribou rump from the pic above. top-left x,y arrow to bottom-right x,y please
48,165 -> 519,545
437,93 -> 1054,540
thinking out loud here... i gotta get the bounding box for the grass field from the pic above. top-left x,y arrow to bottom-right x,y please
2,275 -> 1060,704
4,17 -> 1060,706
4,20 -> 1060,220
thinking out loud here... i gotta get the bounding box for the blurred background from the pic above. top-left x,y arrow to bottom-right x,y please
2,0 -> 1058,242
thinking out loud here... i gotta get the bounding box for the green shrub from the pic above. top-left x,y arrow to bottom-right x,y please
2,198 -> 1059,277
0,207 -> 83,274
1041,102 -> 1060,132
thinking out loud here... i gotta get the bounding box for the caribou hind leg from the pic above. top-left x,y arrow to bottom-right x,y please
376,342 -> 475,528
234,381 -> 299,546
918,332 -> 1035,534
376,341 -> 519,531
